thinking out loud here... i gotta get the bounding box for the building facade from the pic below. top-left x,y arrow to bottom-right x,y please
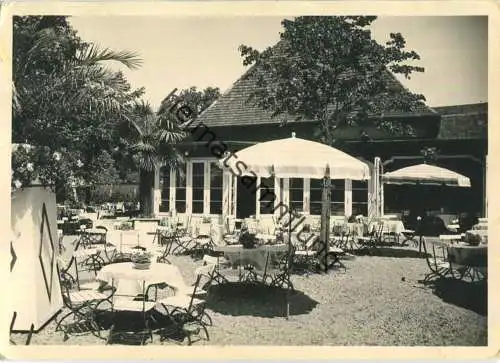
152,66 -> 487,222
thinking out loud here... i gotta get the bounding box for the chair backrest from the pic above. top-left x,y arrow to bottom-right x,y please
195,262 -> 216,292
202,254 -> 219,266
197,223 -> 211,237
310,219 -> 321,232
95,225 -> 108,232
120,230 -> 140,249
59,271 -> 78,308
375,221 -> 385,237
234,219 -> 243,231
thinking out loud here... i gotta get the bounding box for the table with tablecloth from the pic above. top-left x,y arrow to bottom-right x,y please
447,243 -> 487,267
421,236 -> 487,281
369,220 -> 406,235
464,228 -> 488,244
77,228 -> 108,249
106,230 -> 155,252
97,262 -> 187,297
331,222 -> 365,236
213,244 -> 288,271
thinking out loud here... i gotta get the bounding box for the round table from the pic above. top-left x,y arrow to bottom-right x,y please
97,262 -> 187,296
447,243 -> 487,268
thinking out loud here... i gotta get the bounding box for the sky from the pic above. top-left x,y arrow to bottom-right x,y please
68,16 -> 488,109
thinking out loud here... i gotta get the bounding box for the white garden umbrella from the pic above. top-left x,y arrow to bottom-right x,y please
221,132 -> 369,317
223,133 -> 370,180
383,163 -> 471,187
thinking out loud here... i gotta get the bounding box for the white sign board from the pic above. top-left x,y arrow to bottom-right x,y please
10,186 -> 63,331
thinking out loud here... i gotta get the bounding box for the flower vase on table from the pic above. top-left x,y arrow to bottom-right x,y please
239,229 -> 257,249
131,251 -> 153,270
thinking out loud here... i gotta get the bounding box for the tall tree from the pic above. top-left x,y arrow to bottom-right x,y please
239,16 -> 426,144
12,16 -> 143,201
120,101 -> 187,217
158,86 -> 221,118
117,86 -> 221,216
239,16 -> 426,271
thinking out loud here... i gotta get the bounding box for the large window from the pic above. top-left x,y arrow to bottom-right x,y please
159,166 -> 170,213
175,165 -> 186,213
259,177 -> 275,214
210,162 -> 223,214
352,180 -> 368,216
310,179 -> 344,216
289,178 -> 304,213
192,162 -> 204,214
331,180 -> 345,216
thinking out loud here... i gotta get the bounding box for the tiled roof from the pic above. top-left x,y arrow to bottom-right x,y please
435,103 -> 487,140
195,41 -> 437,128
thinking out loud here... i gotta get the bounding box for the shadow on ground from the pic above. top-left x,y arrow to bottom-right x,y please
353,247 -> 428,259
420,277 -> 487,316
205,282 -> 319,318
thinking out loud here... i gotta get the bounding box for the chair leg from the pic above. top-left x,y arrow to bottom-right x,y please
55,311 -> 73,332
106,324 -> 114,345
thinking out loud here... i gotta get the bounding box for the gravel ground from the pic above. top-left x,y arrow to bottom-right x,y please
10,236 -> 487,346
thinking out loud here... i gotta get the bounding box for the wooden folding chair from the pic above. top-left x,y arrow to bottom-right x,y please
55,272 -> 113,341
106,280 -> 155,345
157,264 -> 215,345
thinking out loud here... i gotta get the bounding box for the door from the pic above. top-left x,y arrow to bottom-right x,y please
236,176 -> 256,219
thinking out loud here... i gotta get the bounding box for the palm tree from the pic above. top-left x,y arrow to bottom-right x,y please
13,16 -> 142,126
12,16 -> 144,201
122,101 -> 187,217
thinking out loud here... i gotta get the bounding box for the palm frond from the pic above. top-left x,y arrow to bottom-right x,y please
77,43 -> 143,70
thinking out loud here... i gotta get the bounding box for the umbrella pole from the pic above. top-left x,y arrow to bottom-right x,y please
320,174 -> 331,273
286,206 -> 292,319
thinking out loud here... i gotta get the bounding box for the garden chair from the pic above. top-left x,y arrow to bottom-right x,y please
156,228 -> 177,264
176,215 -> 191,237
262,248 -> 295,290
359,220 -> 384,248
72,237 -> 107,277
421,237 -> 454,282
157,263 -> 215,345
293,234 -> 320,274
57,229 -> 65,254
106,280 -> 156,345
55,271 -> 113,341
327,245 -> 347,272
190,222 -> 214,257
200,254 -> 229,285
310,219 -> 321,233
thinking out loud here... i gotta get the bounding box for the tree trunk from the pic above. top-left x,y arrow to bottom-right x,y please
139,169 -> 154,217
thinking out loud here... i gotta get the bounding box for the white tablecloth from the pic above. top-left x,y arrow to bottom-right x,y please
214,244 -> 288,271
106,230 -> 155,251
332,222 -> 365,236
369,220 -> 406,235
97,262 -> 186,296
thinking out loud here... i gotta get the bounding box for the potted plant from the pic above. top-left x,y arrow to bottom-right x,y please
131,251 -> 153,269
239,228 -> 257,249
